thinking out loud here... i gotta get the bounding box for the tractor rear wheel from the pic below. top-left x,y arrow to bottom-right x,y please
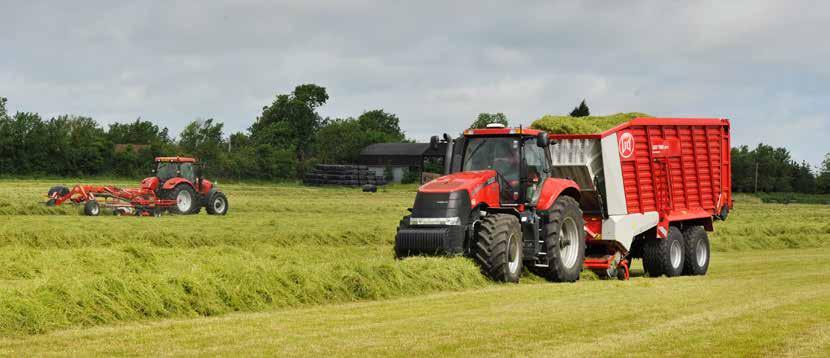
643,226 -> 685,277
473,213 -> 523,283
530,196 -> 585,282
83,201 -> 100,216
48,185 -> 69,198
167,184 -> 198,214
682,226 -> 710,276
206,192 -> 229,215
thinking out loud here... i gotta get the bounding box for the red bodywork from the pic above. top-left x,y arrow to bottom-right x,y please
550,117 -> 732,236
47,156 -> 209,215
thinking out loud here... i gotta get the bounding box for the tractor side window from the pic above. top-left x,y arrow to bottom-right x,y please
156,163 -> 178,180
524,139 -> 549,204
179,163 -> 196,182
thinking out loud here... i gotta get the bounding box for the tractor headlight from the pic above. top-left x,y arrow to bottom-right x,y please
409,217 -> 461,226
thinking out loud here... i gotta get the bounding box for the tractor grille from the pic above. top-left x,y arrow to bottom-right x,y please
396,228 -> 450,255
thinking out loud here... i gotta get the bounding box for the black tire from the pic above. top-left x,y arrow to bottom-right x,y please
394,215 -> 411,259
529,196 -> 586,282
682,226 -> 710,276
473,214 -> 523,283
206,192 -> 229,215
46,199 -> 57,207
83,201 -> 100,216
643,226 -> 685,277
48,185 -> 70,198
166,184 -> 199,214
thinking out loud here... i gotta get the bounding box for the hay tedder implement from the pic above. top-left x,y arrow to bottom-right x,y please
46,157 -> 229,217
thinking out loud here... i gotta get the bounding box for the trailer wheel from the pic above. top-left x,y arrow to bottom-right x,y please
530,196 -> 585,282
643,226 -> 685,277
167,184 -> 198,214
83,201 -> 100,216
682,226 -> 710,276
206,192 -> 229,215
473,213 -> 523,283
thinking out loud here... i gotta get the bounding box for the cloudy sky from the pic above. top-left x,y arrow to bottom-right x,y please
2,1 -> 828,166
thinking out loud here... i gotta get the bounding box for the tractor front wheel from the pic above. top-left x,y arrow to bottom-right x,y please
206,192 -> 229,215
167,185 -> 198,215
530,196 -> 585,282
473,213 -> 523,283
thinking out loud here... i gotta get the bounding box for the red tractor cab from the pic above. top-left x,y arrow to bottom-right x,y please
395,124 -> 585,283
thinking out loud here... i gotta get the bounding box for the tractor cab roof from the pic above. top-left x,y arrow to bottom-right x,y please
154,157 -> 197,163
463,127 -> 544,137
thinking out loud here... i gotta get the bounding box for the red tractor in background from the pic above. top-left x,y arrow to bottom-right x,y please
46,157 -> 229,217
396,119 -> 732,283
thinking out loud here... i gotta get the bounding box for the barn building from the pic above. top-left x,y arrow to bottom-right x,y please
359,142 -> 446,183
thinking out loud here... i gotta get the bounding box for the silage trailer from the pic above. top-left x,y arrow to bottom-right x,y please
395,118 -> 732,282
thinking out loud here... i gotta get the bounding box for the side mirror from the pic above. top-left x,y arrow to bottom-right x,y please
537,131 -> 550,147
430,135 -> 440,151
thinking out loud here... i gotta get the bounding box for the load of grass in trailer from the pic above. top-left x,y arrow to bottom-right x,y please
530,112 -> 651,134
1,180 -> 829,336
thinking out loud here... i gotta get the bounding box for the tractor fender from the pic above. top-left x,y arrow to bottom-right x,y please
202,188 -> 220,205
535,178 -> 581,211
161,177 -> 194,191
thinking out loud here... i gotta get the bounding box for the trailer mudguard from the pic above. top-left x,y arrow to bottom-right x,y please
535,178 -> 581,211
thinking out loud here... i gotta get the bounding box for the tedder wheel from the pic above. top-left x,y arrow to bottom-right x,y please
529,196 -> 586,282
167,184 -> 199,215
682,226 -> 710,276
642,226 -> 685,277
473,213 -> 523,283
206,192 -> 229,215
83,201 -> 100,216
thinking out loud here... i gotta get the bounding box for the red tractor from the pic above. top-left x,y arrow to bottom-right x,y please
46,157 -> 229,217
396,119 -> 732,283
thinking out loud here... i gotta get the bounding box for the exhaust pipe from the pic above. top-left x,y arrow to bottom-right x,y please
443,133 -> 453,175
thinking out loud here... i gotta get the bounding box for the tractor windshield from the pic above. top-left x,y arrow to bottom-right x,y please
462,137 -> 521,185
156,163 -> 178,180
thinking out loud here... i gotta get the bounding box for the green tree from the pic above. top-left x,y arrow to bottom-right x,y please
818,153 -> 830,194
569,100 -> 590,117
0,97 -> 7,120
316,110 -> 408,165
470,112 -> 508,129
107,118 -> 170,145
179,118 -> 225,166
251,84 -> 329,176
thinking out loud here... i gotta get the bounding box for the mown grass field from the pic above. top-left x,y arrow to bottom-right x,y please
0,179 -> 828,355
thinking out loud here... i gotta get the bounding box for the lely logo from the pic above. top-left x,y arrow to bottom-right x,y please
619,132 -> 634,159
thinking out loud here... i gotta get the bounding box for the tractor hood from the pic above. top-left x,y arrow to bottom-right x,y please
418,170 -> 496,195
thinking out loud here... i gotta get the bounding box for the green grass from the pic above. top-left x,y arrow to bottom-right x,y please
0,179 -> 828,341
530,112 -> 650,134
1,248 -> 828,357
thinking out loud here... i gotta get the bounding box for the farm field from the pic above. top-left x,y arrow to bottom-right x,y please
0,179 -> 829,354
2,248 -> 829,356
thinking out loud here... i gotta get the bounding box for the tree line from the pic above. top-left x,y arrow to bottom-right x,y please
0,84 -> 407,180
2,92 -> 828,193
732,144 -> 830,194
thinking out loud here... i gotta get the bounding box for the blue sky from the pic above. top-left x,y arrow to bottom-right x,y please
2,1 -> 828,166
